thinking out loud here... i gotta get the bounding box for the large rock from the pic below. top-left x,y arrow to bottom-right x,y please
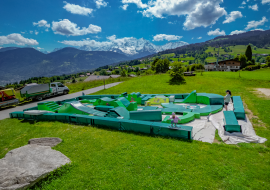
28,137 -> 62,147
0,145 -> 70,190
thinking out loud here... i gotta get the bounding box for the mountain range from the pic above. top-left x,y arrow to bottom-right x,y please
0,47 -> 129,84
78,38 -> 189,58
1,30 -> 269,84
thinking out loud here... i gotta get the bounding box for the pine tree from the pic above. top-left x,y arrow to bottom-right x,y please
245,45 -> 252,61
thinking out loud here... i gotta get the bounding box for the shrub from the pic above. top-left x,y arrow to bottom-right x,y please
245,65 -> 260,71
168,62 -> 186,85
145,69 -> 155,75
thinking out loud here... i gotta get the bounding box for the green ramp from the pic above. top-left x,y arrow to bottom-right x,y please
38,101 -> 61,112
174,90 -> 197,103
58,101 -> 107,117
106,107 -> 130,119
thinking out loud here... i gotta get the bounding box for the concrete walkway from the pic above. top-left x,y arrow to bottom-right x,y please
0,82 -> 121,120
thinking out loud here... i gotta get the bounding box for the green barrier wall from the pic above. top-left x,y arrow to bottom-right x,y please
10,111 -> 192,140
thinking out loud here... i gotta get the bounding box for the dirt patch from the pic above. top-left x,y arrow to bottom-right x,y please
213,138 -> 221,144
243,100 -> 266,128
256,88 -> 270,98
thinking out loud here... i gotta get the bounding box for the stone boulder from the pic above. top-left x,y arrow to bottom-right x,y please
28,137 -> 62,147
0,144 -> 70,190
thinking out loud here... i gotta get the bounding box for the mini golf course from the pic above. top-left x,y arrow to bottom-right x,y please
9,90 -> 248,141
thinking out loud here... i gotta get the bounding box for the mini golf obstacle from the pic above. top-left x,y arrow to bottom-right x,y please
10,90 -> 246,140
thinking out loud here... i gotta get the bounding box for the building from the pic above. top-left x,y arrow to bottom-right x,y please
79,75 -> 85,77
86,73 -> 91,76
110,75 -> 121,78
84,75 -> 120,82
205,59 -> 241,72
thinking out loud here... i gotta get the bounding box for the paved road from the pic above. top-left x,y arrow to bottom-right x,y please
0,82 -> 121,120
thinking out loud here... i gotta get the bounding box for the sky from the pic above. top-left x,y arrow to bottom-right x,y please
0,0 -> 270,52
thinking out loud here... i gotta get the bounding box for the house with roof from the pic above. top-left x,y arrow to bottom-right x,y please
205,59 -> 241,72
84,75 -> 120,82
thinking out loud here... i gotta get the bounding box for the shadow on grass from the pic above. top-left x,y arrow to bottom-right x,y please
19,120 -> 193,144
28,163 -> 75,190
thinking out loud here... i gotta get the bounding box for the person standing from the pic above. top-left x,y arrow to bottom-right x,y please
224,90 -> 231,111
168,112 -> 180,128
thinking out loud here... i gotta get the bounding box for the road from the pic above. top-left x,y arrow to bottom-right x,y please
0,82 -> 121,120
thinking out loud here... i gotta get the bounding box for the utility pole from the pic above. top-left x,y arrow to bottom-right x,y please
104,78 -> 105,89
239,69 -> 241,78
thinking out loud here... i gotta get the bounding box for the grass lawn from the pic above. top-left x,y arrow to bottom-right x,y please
1,69 -> 270,189
205,45 -> 270,57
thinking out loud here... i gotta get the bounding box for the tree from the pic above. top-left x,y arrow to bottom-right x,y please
120,69 -> 127,77
151,58 -> 160,71
135,67 -> 139,72
245,45 -> 252,61
239,54 -> 247,69
72,77 -> 76,83
155,59 -> 164,73
168,62 -> 186,85
162,59 -> 170,72
266,56 -> 270,66
99,69 -> 107,76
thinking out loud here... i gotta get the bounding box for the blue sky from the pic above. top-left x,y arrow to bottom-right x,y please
0,0 -> 269,52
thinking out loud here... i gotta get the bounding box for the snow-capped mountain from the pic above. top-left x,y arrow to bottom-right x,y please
79,38 -> 188,58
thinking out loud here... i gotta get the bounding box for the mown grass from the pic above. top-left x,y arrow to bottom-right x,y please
65,77 -> 129,94
205,45 -> 270,57
1,69 -> 270,189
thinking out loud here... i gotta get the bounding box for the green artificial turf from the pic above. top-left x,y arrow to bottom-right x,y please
1,69 -> 270,189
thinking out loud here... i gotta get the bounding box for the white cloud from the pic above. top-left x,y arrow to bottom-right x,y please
251,28 -> 264,31
168,21 -> 177,24
29,31 -> 33,34
95,0 -> 108,8
207,28 -> 226,36
239,6 -> 245,8
248,4 -> 258,11
121,0 -> 148,9
245,16 -> 268,30
242,1 -> 246,4
33,20 -> 50,28
223,11 -> 243,24
121,4 -> 129,10
45,28 -> 49,32
0,33 -> 38,46
21,32 -> 25,34
262,0 -> 270,4
63,1 -> 93,16
197,37 -> 202,39
125,0 -> 226,30
51,19 -> 101,36
230,30 -> 246,35
152,34 -> 183,41
36,47 -> 43,50
35,31 -> 39,35
59,35 -> 138,48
